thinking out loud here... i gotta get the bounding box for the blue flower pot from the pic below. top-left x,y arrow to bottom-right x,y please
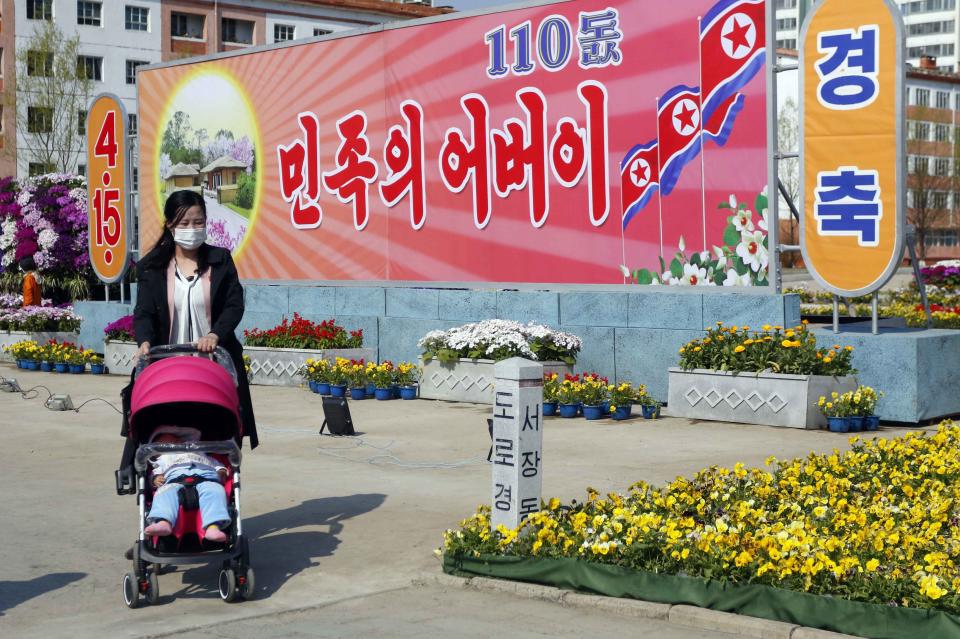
350,386 -> 367,400
309,380 -> 319,393
330,384 -> 347,398
365,383 -> 376,398
16,359 -> 25,369
375,387 -> 394,400
558,403 -> 579,418
391,384 -> 401,399
641,405 -> 660,419
542,401 -> 558,417
317,382 -> 331,395
54,363 -> 68,374
865,415 -> 880,431
848,416 -> 865,432
400,385 -> 418,400
827,417 -> 850,433
69,364 -> 84,374
90,364 -> 105,374
612,405 -> 632,421
601,401 -> 610,413
40,361 -> 53,372
582,404 -> 604,420
25,361 -> 39,370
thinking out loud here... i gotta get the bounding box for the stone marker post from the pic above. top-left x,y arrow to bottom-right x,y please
491,357 -> 543,531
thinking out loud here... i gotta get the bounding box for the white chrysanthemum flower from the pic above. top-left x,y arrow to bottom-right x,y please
38,228 -> 58,250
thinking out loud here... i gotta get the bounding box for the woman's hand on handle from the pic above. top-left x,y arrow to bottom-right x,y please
137,342 -> 151,360
197,333 -> 219,353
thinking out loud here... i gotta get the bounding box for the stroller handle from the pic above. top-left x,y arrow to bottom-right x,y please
134,440 -> 242,472
135,344 -> 238,384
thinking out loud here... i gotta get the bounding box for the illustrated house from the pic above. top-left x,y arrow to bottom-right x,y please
200,155 -> 248,204
165,162 -> 201,192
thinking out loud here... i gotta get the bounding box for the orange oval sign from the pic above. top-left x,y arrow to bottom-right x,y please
800,0 -> 905,296
86,94 -> 129,284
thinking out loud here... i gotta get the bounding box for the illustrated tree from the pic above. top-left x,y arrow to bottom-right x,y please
5,20 -> 93,175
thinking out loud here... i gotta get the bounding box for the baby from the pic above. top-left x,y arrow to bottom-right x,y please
144,427 -> 230,543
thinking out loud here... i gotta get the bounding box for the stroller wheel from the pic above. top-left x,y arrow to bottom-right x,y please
145,571 -> 159,605
218,568 -> 238,602
122,572 -> 141,609
239,566 -> 255,600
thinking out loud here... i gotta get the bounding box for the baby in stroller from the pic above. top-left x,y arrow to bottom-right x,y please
145,426 -> 230,543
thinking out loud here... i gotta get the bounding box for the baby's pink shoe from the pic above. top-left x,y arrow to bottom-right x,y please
204,525 -> 227,543
145,520 -> 173,536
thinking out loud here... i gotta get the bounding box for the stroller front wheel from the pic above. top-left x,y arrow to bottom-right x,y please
239,566 -> 255,600
145,571 -> 159,605
122,571 -> 141,609
218,568 -> 238,602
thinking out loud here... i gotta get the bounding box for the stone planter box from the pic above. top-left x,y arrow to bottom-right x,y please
419,357 -> 573,405
0,331 -> 80,362
104,340 -> 139,376
667,367 -> 858,429
245,346 -> 375,386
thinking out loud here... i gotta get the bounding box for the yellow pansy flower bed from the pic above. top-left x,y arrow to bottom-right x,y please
444,423 -> 960,612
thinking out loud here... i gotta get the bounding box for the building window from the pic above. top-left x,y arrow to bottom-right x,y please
78,164 -> 86,177
125,5 -> 149,31
913,155 -> 930,173
925,229 -> 959,247
912,121 -> 931,140
313,27 -> 331,37
77,56 -> 103,81
126,60 -> 147,84
27,0 -> 53,21
933,191 -> 950,208
29,162 -> 55,176
28,107 -> 53,134
776,18 -> 797,31
776,38 -> 797,50
222,18 -> 254,45
915,88 -> 931,107
128,114 -> 138,136
26,50 -> 54,77
78,109 -> 87,135
77,1 -> 102,27
936,124 -> 952,141
775,0 -> 798,8
172,12 -> 205,39
937,91 -> 952,109
935,157 -> 951,176
274,24 -> 295,42
132,167 -> 139,191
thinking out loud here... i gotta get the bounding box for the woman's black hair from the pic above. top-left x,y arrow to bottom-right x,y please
140,189 -> 209,273
18,255 -> 37,272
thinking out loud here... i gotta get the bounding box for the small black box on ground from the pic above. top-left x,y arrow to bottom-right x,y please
320,396 -> 356,436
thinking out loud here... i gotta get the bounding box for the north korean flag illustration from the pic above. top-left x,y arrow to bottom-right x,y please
657,85 -> 701,196
700,0 -> 765,124
620,139 -> 659,229
702,92 -> 746,148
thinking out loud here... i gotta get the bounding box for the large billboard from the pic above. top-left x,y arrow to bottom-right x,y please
139,0 -> 769,286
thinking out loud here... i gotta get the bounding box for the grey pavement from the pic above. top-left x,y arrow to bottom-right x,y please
0,365 -> 911,638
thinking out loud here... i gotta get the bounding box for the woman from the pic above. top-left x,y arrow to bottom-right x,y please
132,190 -> 258,448
20,255 -> 41,307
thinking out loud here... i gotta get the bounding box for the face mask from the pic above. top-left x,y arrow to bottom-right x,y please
173,227 -> 206,250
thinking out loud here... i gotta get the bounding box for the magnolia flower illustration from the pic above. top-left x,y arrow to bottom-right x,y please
737,229 -> 769,273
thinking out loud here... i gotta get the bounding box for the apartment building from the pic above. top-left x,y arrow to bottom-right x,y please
775,0 -> 960,72
3,0 -> 446,180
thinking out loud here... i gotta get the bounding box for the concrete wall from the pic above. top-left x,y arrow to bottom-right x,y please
76,284 -> 960,423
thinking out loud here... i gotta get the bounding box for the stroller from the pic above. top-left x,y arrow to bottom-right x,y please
115,345 -> 254,607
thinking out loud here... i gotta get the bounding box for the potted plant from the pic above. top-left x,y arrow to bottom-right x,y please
371,361 -> 396,400
103,315 -> 138,375
88,352 -> 105,375
242,314 -> 373,387
0,306 -> 82,362
417,320 -> 580,404
818,393 -> 851,433
668,323 -> 858,429
608,382 -> 640,421
346,359 -> 368,400
328,358 -> 349,398
556,374 -> 581,418
577,374 -> 609,421
364,361 -> 378,397
639,393 -> 662,420
242,354 -> 252,384
542,373 -> 561,416
68,348 -> 86,373
857,385 -> 883,431
394,361 -> 420,400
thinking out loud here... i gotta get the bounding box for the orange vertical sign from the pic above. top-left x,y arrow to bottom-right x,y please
86,94 -> 129,284
800,0 -> 905,296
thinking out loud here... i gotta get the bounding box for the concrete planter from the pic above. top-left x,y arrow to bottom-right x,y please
667,367 -> 858,429
0,331 -> 80,362
104,340 -> 139,375
245,346 -> 375,386
419,356 -> 572,404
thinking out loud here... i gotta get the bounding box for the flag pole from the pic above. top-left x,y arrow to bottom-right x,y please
655,96 -> 665,259
698,16 -> 707,252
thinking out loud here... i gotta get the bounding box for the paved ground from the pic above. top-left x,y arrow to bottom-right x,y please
0,365 -> 924,638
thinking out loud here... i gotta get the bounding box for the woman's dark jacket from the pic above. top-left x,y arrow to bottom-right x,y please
120,244 -> 258,464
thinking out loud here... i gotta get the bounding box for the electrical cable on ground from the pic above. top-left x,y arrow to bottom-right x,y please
0,375 -> 122,413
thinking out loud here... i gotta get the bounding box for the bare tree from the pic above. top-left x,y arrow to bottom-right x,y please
5,20 -> 93,175
778,96 -> 800,267
908,159 -> 946,262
